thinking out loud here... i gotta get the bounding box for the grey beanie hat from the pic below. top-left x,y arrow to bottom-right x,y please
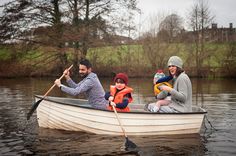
167,56 -> 183,69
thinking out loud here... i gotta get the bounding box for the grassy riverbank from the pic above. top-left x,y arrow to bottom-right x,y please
0,43 -> 235,78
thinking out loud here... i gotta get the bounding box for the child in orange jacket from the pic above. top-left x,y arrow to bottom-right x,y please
105,73 -> 133,112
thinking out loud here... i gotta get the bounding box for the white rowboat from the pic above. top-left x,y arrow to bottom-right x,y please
36,95 -> 207,136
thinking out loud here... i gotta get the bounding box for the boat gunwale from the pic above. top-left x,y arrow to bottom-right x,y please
35,95 -> 207,115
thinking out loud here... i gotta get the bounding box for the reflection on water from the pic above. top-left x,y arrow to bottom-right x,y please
34,129 -> 205,156
0,77 -> 236,155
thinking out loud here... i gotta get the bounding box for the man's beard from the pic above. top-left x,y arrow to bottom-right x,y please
79,72 -> 88,78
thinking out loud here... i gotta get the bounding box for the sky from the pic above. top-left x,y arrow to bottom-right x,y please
1,0 -> 236,36
136,0 -> 236,34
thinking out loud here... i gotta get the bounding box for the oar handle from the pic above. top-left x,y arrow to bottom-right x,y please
112,105 -> 128,138
42,64 -> 73,99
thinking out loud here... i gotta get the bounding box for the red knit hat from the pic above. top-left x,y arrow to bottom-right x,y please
156,69 -> 163,73
114,73 -> 128,85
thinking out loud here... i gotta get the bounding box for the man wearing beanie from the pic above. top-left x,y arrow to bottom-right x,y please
147,56 -> 192,113
105,73 -> 133,112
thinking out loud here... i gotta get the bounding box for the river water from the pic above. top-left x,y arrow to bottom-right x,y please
0,77 -> 236,155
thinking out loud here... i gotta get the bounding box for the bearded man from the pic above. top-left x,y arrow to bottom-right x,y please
54,59 -> 108,110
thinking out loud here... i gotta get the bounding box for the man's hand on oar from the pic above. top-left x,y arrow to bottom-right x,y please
54,79 -> 62,88
26,64 -> 73,120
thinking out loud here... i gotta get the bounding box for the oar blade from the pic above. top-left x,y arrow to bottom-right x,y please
125,137 -> 138,151
27,98 -> 43,120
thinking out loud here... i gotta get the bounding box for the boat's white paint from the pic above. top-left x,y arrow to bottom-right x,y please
36,96 -> 206,136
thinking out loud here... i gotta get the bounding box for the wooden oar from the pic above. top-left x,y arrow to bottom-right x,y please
111,105 -> 137,151
27,64 -> 73,120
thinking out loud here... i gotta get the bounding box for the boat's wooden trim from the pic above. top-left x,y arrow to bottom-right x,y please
35,95 -> 207,114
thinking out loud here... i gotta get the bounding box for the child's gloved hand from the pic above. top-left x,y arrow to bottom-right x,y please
110,101 -> 116,107
108,96 -> 114,102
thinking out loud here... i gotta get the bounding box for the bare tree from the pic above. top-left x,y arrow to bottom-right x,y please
141,13 -> 181,71
0,0 -> 139,74
188,0 -> 214,76
64,0 -> 139,56
0,0 -> 69,73
159,13 -> 184,43
0,0 -> 32,43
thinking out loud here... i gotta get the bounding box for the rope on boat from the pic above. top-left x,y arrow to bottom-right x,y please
204,115 -> 217,131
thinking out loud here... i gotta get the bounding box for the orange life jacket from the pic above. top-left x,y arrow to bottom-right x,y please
107,85 -> 133,112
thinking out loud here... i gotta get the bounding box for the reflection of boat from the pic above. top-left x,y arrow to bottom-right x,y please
36,95 -> 207,136
37,129 -> 205,155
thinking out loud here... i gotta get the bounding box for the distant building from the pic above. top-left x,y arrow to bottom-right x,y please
109,35 -> 133,44
179,23 -> 236,43
206,23 -> 236,42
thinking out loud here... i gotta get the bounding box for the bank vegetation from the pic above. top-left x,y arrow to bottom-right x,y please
0,0 -> 235,78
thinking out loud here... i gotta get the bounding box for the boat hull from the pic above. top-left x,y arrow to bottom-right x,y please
36,96 -> 206,136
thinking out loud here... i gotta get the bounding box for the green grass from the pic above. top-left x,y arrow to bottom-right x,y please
0,43 -> 231,69
87,43 -> 227,68
0,42 -> 235,77
0,47 -> 11,60
87,44 -> 150,68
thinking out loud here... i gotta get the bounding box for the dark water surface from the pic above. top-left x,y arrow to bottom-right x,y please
0,77 -> 236,155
